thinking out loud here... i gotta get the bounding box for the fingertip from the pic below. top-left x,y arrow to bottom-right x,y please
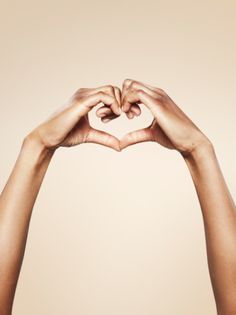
96,105 -> 113,117
126,111 -> 134,119
101,117 -> 111,123
97,112 -> 106,118
130,110 -> 139,118
122,106 -> 130,113
123,78 -> 133,88
121,100 -> 131,113
117,106 -> 122,115
134,106 -> 142,116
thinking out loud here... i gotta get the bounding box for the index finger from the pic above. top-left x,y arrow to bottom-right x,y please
122,79 -> 158,112
73,91 -> 120,118
86,85 -> 121,116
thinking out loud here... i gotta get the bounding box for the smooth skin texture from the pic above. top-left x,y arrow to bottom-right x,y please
0,85 -> 122,315
0,80 -> 236,315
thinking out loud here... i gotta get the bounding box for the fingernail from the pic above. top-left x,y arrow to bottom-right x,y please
102,118 -> 110,123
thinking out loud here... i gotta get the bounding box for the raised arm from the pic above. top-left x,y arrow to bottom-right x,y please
118,79 -> 236,315
0,85 -> 121,315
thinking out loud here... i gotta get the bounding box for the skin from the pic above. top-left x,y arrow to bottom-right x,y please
0,80 -> 236,315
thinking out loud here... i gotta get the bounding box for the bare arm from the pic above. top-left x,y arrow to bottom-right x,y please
0,138 -> 54,315
184,145 -> 236,315
119,79 -> 236,315
0,85 -> 121,315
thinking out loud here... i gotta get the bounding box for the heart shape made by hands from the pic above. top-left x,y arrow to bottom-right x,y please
87,79 -> 179,152
89,103 -> 153,143
61,80 -> 177,152
85,81 -> 157,151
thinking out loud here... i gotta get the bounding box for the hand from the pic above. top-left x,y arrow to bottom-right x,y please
119,79 -> 212,157
27,85 -> 122,152
96,84 -> 141,121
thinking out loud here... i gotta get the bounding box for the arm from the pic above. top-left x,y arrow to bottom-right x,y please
184,144 -> 236,315
119,79 -> 236,315
0,137 -> 54,315
0,85 -> 121,315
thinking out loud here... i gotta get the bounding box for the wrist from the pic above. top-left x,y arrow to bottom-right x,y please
182,138 -> 217,170
184,138 -> 214,161
21,132 -> 55,170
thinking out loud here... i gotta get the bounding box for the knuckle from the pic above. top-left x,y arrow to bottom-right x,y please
123,79 -> 132,87
130,81 -> 138,90
77,87 -> 88,94
105,85 -> 114,93
154,93 -> 164,101
97,91 -> 105,98
74,88 -> 83,96
122,95 -> 127,102
137,89 -> 145,97
114,86 -> 120,94
156,88 -> 166,95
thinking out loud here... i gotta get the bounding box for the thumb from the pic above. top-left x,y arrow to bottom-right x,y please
85,127 -> 121,152
120,127 -> 155,150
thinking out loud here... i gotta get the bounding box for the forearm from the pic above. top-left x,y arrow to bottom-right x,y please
0,135 -> 54,314
184,143 -> 236,314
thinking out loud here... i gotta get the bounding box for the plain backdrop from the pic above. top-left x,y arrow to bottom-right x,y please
0,0 -> 236,314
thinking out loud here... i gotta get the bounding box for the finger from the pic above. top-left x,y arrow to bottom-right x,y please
131,80 -> 164,94
122,88 -> 168,133
86,128 -> 121,152
101,113 -> 118,123
126,111 -> 134,119
121,79 -> 133,103
122,81 -> 157,112
86,85 -> 121,116
121,79 -> 133,111
122,79 -> 164,95
96,86 -> 121,120
114,87 -> 122,107
137,90 -> 166,119
75,92 -> 118,118
124,104 -> 141,118
124,104 -> 141,119
123,88 -> 165,120
120,127 -> 154,150
122,80 -> 157,113
122,80 -> 143,116
122,79 -> 157,99
130,104 -> 141,116
122,89 -> 142,113
96,106 -> 121,124
96,106 -> 113,118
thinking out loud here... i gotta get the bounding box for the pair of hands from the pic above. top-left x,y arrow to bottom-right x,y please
29,79 -> 210,156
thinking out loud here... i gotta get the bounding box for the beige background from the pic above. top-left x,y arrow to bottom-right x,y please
0,0 -> 236,314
